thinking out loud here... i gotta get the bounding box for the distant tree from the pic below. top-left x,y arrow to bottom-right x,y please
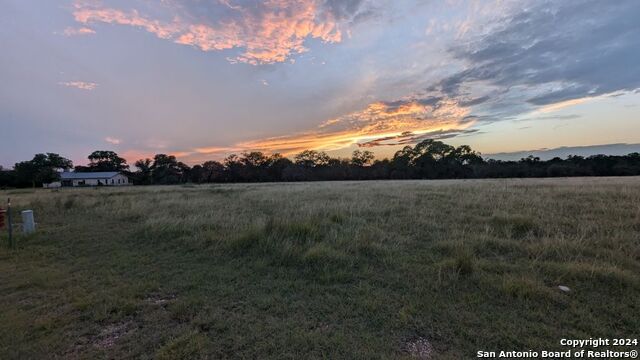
414,140 -> 456,161
46,153 -> 74,169
351,150 -> 375,167
282,163 -> 312,181
390,146 -> 417,178
239,152 -> 271,181
150,154 -> 188,184
14,153 -> 73,187
241,152 -> 270,168
0,166 -> 18,188
520,155 -> 541,164
389,140 -> 487,178
79,150 -> 129,172
134,158 -> 153,185
223,154 -> 243,182
547,163 -> 575,177
189,165 -> 204,183
451,145 -> 483,165
12,140 -> 632,187
267,153 -> 293,181
201,161 -> 225,183
177,162 -> 192,183
294,150 -> 330,167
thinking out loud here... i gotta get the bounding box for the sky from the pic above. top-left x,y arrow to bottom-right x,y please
1,0 -> 639,167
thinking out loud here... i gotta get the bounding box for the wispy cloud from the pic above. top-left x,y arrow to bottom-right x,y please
192,146 -> 241,155
72,6 -> 179,39
58,81 -> 98,90
62,26 -> 95,36
357,129 -> 480,147
71,0 -> 368,65
105,137 -> 121,145
537,98 -> 593,113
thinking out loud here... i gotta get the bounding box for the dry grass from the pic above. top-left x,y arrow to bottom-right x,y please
1,177 -> 639,359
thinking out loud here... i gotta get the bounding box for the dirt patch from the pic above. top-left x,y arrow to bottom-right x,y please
403,337 -> 434,359
93,320 -> 135,350
311,322 -> 331,333
144,293 -> 177,307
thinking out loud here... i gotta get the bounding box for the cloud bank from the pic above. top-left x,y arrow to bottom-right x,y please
435,0 -> 640,115
60,0 -> 640,164
218,0 -> 640,155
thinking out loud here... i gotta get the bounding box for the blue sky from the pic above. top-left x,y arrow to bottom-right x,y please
1,0 -> 639,167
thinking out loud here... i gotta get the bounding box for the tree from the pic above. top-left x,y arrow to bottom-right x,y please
267,153 -> 293,181
351,150 -> 375,167
241,152 -> 270,168
201,161 -> 225,183
134,158 -> 153,185
294,150 -> 330,167
451,145 -> 483,165
10,141 -> 634,187
14,153 -> 73,187
391,145 -> 417,178
239,152 -> 271,181
390,140 -> 481,178
520,155 -> 541,164
223,154 -> 243,182
413,139 -> 455,162
0,167 -> 17,188
81,150 -> 129,172
177,161 -> 192,183
150,154 -> 188,184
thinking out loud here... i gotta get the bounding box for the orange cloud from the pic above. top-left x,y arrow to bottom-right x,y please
537,97 -> 593,113
120,95 -> 478,165
215,97 -> 476,156
193,146 -> 242,155
119,149 -> 156,163
73,6 -> 180,39
72,0 -> 343,65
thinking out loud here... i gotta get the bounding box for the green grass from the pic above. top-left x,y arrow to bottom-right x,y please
0,178 -> 639,359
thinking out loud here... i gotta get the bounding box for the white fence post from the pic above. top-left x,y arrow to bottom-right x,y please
21,210 -> 36,234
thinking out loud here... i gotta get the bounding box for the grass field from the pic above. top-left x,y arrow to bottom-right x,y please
1,178 -> 639,359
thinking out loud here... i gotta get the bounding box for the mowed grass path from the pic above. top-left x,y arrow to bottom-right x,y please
1,178 -> 639,359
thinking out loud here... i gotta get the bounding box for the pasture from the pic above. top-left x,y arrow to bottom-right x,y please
1,178 -> 639,359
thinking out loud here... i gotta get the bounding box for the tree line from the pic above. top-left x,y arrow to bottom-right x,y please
1,139 -> 640,188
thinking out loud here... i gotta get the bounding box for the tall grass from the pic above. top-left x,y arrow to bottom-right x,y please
0,177 -> 639,359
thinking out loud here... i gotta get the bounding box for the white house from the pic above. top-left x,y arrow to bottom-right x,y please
44,171 -> 132,188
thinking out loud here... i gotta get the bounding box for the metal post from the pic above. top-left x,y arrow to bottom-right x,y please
7,198 -> 13,249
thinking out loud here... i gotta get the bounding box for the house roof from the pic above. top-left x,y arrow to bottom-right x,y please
60,172 -> 124,180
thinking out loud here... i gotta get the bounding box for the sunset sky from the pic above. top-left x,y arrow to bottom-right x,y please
1,0 -> 639,167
